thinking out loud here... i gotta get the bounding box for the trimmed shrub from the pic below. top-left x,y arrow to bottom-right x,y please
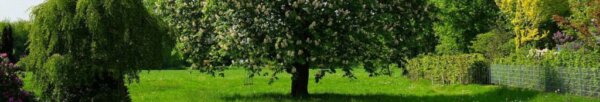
406,54 -> 489,84
470,29 -> 514,59
495,49 -> 600,68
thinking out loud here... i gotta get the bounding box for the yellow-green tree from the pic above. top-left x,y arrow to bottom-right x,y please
496,0 -> 568,48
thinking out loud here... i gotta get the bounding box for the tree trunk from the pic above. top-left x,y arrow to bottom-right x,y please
291,63 -> 309,97
61,73 -> 131,101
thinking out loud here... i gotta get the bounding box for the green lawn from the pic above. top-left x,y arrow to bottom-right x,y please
23,68 -> 600,102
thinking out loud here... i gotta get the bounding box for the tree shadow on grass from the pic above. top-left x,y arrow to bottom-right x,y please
221,87 -> 541,102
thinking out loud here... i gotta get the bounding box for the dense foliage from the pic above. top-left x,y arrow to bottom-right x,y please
490,0 -> 600,96
430,0 -> 499,54
138,0 -> 186,69
199,0 -> 434,96
151,0 -> 207,68
0,21 -> 29,62
1,22 -> 35,102
406,54 -> 488,84
7,21 -> 30,62
552,0 -> 600,50
496,0 -> 569,48
470,29 -> 514,59
0,24 -> 16,63
495,49 -> 600,69
24,0 -> 166,101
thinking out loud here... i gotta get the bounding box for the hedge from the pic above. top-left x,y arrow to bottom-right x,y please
406,54 -> 488,84
493,49 -> 600,96
495,49 -> 600,68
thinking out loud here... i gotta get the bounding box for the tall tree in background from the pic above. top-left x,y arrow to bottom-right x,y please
200,0 -> 432,96
8,21 -> 31,62
24,0 -> 166,101
0,21 -> 31,62
431,0 -> 499,54
1,25 -> 16,63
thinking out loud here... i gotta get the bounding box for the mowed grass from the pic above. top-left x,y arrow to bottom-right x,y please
23,68 -> 600,102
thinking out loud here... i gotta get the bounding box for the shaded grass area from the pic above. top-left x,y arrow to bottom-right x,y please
23,68 -> 600,102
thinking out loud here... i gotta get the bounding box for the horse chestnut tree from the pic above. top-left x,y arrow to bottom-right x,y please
197,0 -> 434,96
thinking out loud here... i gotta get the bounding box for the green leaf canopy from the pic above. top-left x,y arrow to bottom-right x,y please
24,0 -> 166,100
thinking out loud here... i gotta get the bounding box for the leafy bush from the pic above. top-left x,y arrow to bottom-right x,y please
431,0 -> 500,54
551,31 -> 583,51
0,53 -> 35,102
406,54 -> 489,84
552,0 -> 600,49
470,29 -> 514,59
497,0 -> 569,48
495,48 -> 600,69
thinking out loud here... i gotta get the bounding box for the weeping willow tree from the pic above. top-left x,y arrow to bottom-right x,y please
24,0 -> 166,101
198,0 -> 433,96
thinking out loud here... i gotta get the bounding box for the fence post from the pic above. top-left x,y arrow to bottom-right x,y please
520,66 -> 524,88
580,67 -> 584,96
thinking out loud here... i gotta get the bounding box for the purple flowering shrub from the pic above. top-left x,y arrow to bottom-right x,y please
552,31 -> 575,45
553,31 -> 582,50
0,53 -> 35,102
